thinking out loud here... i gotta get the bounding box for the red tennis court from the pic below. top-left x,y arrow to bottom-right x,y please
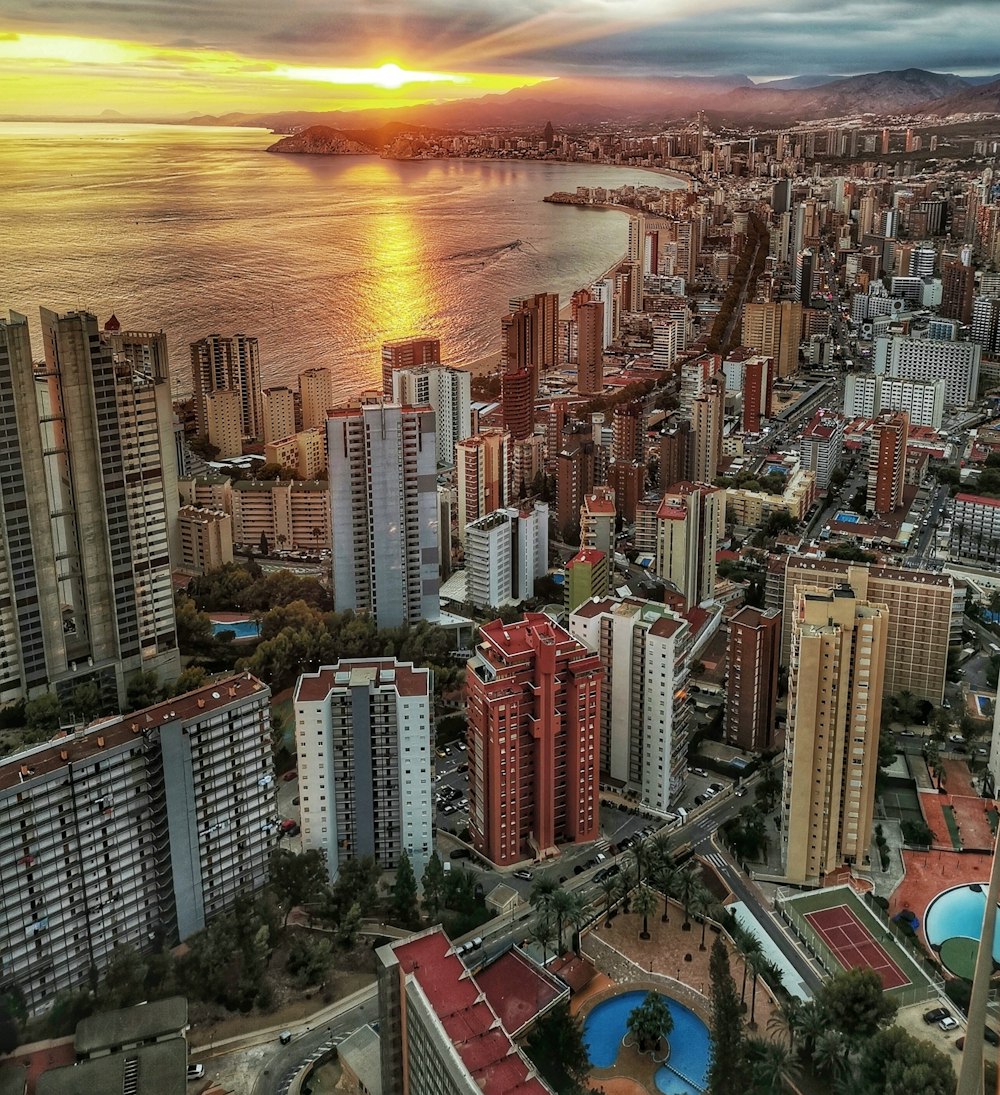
805,904 -> 911,990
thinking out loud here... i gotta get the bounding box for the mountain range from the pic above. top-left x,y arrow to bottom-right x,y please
111,67 -> 1000,131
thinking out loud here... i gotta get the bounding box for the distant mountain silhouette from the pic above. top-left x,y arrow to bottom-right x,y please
921,77 -> 1000,116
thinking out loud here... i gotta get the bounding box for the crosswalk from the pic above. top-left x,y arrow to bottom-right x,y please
702,849 -> 728,872
276,1029 -> 353,1095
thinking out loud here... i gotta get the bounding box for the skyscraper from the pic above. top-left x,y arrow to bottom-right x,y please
576,301 -> 605,395
570,597 -> 693,811
456,430 -> 512,542
467,615 -> 602,865
509,292 -> 560,374
190,333 -> 263,441
380,336 -> 441,397
941,259 -> 975,325
500,367 -> 533,440
392,364 -> 472,466
262,385 -> 297,443
295,659 -> 433,880
782,584 -> 888,885
298,366 -> 335,429
655,482 -> 724,610
690,375 -> 724,484
741,301 -> 802,377
327,402 -> 439,627
725,606 -> 781,752
0,310 -> 180,708
866,409 -> 909,514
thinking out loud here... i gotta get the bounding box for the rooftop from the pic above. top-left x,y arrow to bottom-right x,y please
37,1040 -> 186,1095
956,492 -> 1000,508
295,660 -> 430,702
337,1024 -> 383,1095
75,996 -> 188,1056
0,674 -> 268,795
476,948 -> 567,1038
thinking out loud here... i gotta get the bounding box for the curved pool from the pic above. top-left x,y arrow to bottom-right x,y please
925,883 -> 1000,965
582,989 -> 710,1095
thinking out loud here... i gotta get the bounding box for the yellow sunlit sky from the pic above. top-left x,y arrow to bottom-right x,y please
1,1 -> 998,119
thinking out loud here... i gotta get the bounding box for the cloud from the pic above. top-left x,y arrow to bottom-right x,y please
1,0 -> 998,92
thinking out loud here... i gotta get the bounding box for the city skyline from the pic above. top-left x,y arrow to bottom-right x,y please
2,0 -> 999,117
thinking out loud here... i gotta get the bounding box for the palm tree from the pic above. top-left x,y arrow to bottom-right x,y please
747,949 -> 766,1028
813,1028 -> 850,1080
766,995 -> 802,1053
751,1041 -> 802,1094
599,874 -> 619,927
529,876 -> 558,920
691,886 -> 714,951
626,992 -> 673,1055
675,861 -> 700,930
551,889 -> 581,955
617,864 -> 636,913
734,929 -> 763,1007
649,832 -> 673,874
795,999 -> 826,1061
654,856 -> 678,923
629,838 -> 653,888
529,916 -> 555,966
633,885 -> 658,941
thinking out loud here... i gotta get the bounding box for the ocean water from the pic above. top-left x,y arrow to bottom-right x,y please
0,123 -> 681,397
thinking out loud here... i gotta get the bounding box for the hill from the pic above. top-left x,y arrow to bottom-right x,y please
921,77 -> 1000,116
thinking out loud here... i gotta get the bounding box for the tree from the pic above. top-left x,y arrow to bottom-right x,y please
25,692 -> 63,732
551,889 -> 582,955
529,917 -> 555,965
70,681 -> 103,721
675,861 -> 700,930
691,886 -> 714,951
749,1039 -> 801,1094
766,995 -> 802,1053
422,851 -> 447,921
814,966 -> 896,1041
626,991 -> 674,1054
734,928 -> 762,1008
856,1023 -> 953,1095
336,902 -> 363,949
125,670 -> 162,713
172,666 -> 208,695
599,873 -> 619,927
391,851 -> 420,929
259,531 -> 270,556
0,1014 -> 18,1055
530,876 -> 559,920
269,848 -> 329,927
633,884 -> 658,941
98,945 -> 148,1010
285,935 -> 333,988
628,838 -> 654,887
523,1002 -> 592,1095
756,766 -> 782,813
708,937 -> 747,1094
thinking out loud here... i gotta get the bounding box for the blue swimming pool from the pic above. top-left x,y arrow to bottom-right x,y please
211,618 -> 261,639
582,990 -> 710,1095
925,884 -> 1000,963
835,511 -> 861,524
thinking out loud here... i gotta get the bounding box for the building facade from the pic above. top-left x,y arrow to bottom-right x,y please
782,585 -> 888,886
298,367 -> 335,430
392,365 -> 472,467
952,492 -> 1000,565
467,616 -> 602,865
177,506 -> 234,575
328,402 -> 439,627
381,337 -> 441,397
294,660 -> 432,881
456,430 -> 512,543
798,411 -> 844,489
866,409 -> 909,515
190,333 -> 263,441
725,606 -> 781,752
655,483 -> 725,609
876,334 -> 981,408
0,675 -> 275,1012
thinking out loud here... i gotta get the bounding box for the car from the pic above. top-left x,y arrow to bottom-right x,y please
512,869 -> 533,881
187,1064 -> 205,1081
457,763 -> 469,773
734,786 -> 748,797
451,848 -> 471,860
898,730 -> 916,737
949,734 -> 966,744
281,770 -> 297,782
573,864 -> 585,875
691,767 -> 708,778
694,795 -> 706,806
435,748 -> 447,757
292,796 -> 300,806
279,818 -> 297,832
987,1027 -> 1000,1046
709,783 -> 723,793
924,1007 -> 949,1024
279,1031 -> 293,1045
939,1016 -> 960,1032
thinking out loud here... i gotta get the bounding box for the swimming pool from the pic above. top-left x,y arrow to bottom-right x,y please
211,618 -> 261,639
582,989 -> 710,1094
835,511 -> 862,524
925,884 -> 1000,968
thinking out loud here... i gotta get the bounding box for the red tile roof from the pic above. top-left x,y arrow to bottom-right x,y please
955,492 -> 1000,509
393,930 -> 551,1095
476,949 -> 565,1037
295,660 -> 429,701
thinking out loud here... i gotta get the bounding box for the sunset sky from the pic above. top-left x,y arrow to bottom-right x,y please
2,0 -> 999,118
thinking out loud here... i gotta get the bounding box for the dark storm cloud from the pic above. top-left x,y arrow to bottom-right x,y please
3,0 -> 999,77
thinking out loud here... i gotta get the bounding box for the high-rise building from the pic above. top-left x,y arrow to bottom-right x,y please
392,364 -> 472,466
177,505 -> 234,575
866,409 -> 909,514
581,487 -> 617,557
0,674 -> 276,1013
941,259 -> 975,325
467,615 -> 602,865
659,420 -> 691,487
298,366 -> 335,429
741,301 -> 802,377
509,292 -> 560,373
843,374 -> 945,429
971,296 -> 1000,357
204,388 -> 245,459
262,385 -> 297,443
690,375 -> 724,484
742,354 -> 773,434
381,336 -> 441,397
327,402 -> 439,627
951,492 -> 1000,565
230,478 -> 331,551
0,311 -> 180,709
556,440 -> 596,534
877,334 -> 981,408
190,333 -> 263,441
782,585 -> 888,885
456,430 -> 512,542
576,301 -> 605,395
798,410 -> 844,489
655,482 -> 725,609
570,597 -> 693,810
464,502 -> 549,609
774,556 -> 960,702
612,402 -> 645,465
295,660 -> 432,880
725,606 -> 781,752
564,548 -> 610,613
794,248 -> 815,304
500,367 -> 533,440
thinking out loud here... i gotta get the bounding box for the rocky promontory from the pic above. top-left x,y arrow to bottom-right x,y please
267,126 -> 374,155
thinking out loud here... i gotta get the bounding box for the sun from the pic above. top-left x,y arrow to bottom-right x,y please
373,62 -> 406,89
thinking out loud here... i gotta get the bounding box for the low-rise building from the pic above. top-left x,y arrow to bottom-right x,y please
231,478 -> 330,551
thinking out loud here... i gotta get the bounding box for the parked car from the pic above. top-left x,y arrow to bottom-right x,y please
279,818 -> 297,832
187,1064 -> 205,1080
451,849 -> 471,860
691,767 -> 708,778
279,1031 -> 292,1045
512,869 -> 533,881
939,1016 -> 960,1032
923,1007 -> 949,1024
694,795 -> 706,806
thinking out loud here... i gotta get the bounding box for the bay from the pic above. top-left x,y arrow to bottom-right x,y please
0,122 -> 682,396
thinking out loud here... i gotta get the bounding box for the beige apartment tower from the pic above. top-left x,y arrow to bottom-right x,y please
299,366 -> 335,430
262,385 -> 297,443
782,585 -> 889,886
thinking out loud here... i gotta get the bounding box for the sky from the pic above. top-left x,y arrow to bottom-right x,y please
2,0 -> 999,118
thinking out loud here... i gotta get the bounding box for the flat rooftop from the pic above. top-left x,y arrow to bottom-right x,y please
37,1040 -> 186,1095
75,996 -> 188,1056
475,948 -> 567,1038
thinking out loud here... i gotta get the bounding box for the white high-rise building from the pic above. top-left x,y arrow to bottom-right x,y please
392,364 -> 472,466
570,596 -> 693,811
294,660 -> 432,880
463,501 -> 549,609
327,402 -> 439,627
844,373 -> 946,429
651,318 -> 678,369
876,334 -> 981,408
0,311 -> 180,708
0,674 -> 276,1013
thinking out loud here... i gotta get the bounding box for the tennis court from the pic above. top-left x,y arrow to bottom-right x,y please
804,904 -> 910,990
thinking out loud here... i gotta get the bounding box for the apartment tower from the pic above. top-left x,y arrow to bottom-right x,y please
467,615 -> 602,865
782,585 -> 888,885
294,660 -> 432,880
298,367 -> 335,429
576,301 -> 605,395
725,606 -> 781,752
327,402 -> 439,627
456,429 -> 512,542
190,333 -> 263,441
380,336 -> 441,397
866,409 -> 909,514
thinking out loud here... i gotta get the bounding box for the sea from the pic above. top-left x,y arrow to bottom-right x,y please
0,122 -> 684,397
